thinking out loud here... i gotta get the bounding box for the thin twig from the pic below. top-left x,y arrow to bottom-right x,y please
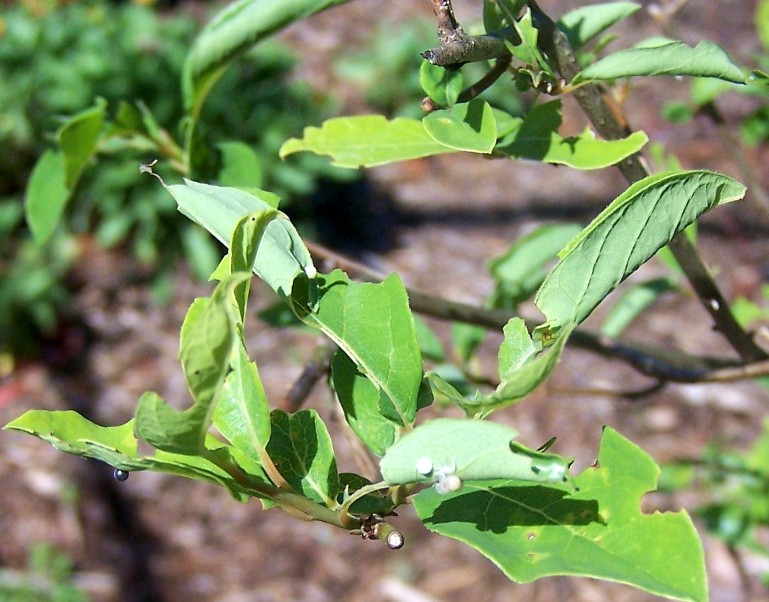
527,0 -> 767,363
280,340 -> 338,412
304,240 -> 769,384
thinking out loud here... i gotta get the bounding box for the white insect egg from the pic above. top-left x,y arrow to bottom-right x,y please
304,264 -> 318,279
435,474 -> 462,494
415,457 -> 434,477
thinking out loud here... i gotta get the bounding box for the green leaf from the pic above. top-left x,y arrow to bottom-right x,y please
413,427 -> 707,602
279,115 -> 456,168
758,0 -> 769,51
557,2 -> 640,50
134,274 -> 245,454
213,343 -> 271,468
506,8 -> 549,71
330,351 -> 398,456
266,409 -> 340,505
379,418 -> 573,489
169,180 -> 315,299
57,98 -> 107,188
413,315 -> 445,361
419,60 -> 464,106
535,170 -> 746,328
182,0 -> 351,117
572,40 -> 749,85
3,410 -> 257,501
454,319 -> 573,417
422,99 -> 497,154
218,141 -> 263,188
25,151 -> 70,244
293,271 -> 423,428
495,100 -> 647,169
600,277 -> 677,337
489,223 -> 583,308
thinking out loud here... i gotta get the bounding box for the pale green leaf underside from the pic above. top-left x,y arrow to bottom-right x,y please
169,180 -> 314,299
25,150 -> 70,244
536,170 -> 746,327
3,410 -> 258,501
280,115 -> 456,167
379,418 -> 572,487
573,40 -> 749,84
496,100 -> 647,169
557,2 -> 640,50
413,427 -> 706,602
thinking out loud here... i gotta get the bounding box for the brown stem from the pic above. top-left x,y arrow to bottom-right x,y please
305,240 -> 769,384
280,340 -> 338,412
527,0 -> 767,363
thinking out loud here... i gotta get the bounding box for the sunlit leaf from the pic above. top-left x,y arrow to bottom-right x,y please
600,277 -> 677,337
218,141 -> 263,188
57,98 -> 106,188
280,115 -> 455,167
495,101 -> 647,169
422,99 -> 497,153
25,151 -> 69,244
380,418 -> 573,488
419,60 -> 463,106
414,427 -> 707,602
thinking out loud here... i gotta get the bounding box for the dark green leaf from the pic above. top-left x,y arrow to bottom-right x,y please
422,99 -> 497,154
266,409 -> 340,505
293,271 -> 423,429
573,40 -> 749,85
330,350 -> 399,456
535,171 -> 745,328
496,100 -> 647,169
557,2 -> 640,50
414,427 -> 707,602
25,151 -> 70,244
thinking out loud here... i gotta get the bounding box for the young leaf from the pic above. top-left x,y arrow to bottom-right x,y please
57,98 -> 107,188
495,100 -> 647,169
293,271 -> 423,428
168,180 -> 314,299
572,40 -> 749,85
25,150 -> 70,244
422,99 -> 497,154
379,418 -> 573,488
3,410 -> 258,501
535,170 -> 746,328
280,115 -> 456,168
419,61 -> 464,107
213,343 -> 271,468
330,351 -> 399,456
557,2 -> 641,50
413,427 -> 707,602
134,273 -> 246,454
266,409 -> 340,505
489,223 -> 583,308
456,319 -> 573,417
182,0 -> 351,117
